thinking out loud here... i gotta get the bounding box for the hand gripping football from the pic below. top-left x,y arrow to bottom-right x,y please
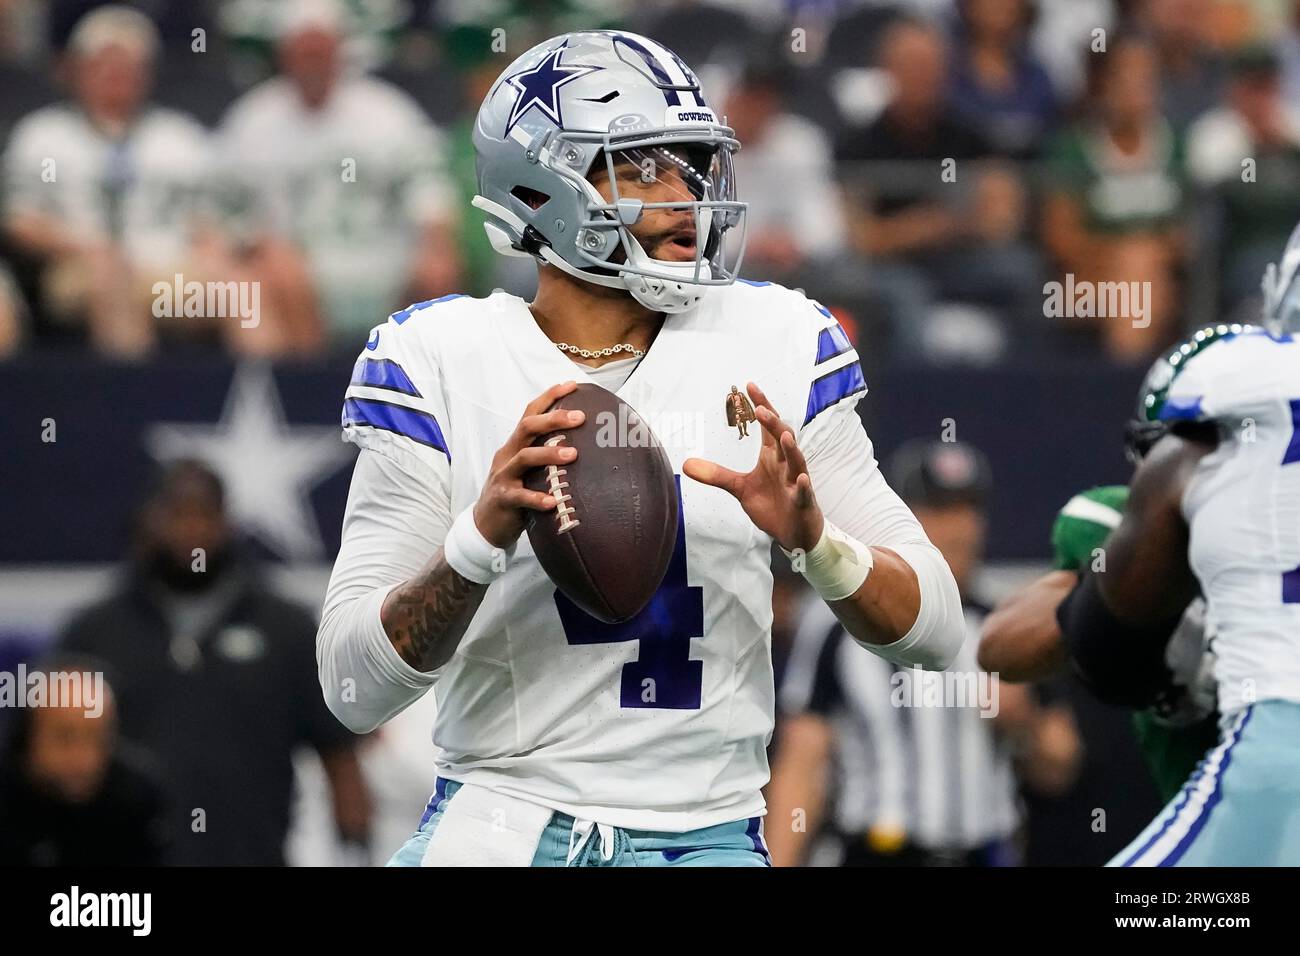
524,384 -> 679,623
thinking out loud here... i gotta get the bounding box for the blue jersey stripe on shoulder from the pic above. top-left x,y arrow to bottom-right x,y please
804,362 -> 866,425
390,294 -> 465,325
815,324 -> 853,364
350,358 -> 422,398
1158,396 -> 1204,422
736,278 -> 771,287
343,398 -> 449,458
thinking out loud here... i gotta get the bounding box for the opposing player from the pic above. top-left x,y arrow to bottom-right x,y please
1096,244 -> 1300,865
985,279 -> 1300,864
978,331 -> 1234,803
315,31 -> 964,867
980,478 -> 1218,803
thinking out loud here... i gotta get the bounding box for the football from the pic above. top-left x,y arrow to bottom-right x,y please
523,383 -> 679,623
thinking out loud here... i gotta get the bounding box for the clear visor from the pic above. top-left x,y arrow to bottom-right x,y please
576,139 -> 746,285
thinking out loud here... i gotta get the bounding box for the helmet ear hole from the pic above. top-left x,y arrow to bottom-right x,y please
510,185 -> 551,210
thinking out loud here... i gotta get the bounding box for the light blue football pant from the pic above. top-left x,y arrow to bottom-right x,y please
1110,701 -> 1300,866
388,778 -> 771,867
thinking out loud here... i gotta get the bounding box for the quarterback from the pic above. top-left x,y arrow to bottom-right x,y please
316,31 -> 964,867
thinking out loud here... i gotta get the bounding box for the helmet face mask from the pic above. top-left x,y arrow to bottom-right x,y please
1262,221 -> 1300,336
574,137 -> 744,287
472,32 -> 748,313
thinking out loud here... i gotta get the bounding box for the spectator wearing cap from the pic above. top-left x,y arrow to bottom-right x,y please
215,0 -> 462,347
55,459 -> 371,865
1,4 -> 215,357
766,439 -> 1080,867
1187,45 -> 1300,319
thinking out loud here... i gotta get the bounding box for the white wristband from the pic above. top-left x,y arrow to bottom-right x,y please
783,520 -> 875,601
443,506 -> 512,584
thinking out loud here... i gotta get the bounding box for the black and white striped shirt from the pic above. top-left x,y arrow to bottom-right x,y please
779,600 -> 1020,851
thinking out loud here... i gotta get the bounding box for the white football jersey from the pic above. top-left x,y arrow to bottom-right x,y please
1164,330 -> 1300,715
1,103 -> 210,269
323,281 -> 947,831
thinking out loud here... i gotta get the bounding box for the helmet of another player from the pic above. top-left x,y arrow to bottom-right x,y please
1124,323 -> 1254,463
1261,220 -> 1300,336
471,31 -> 747,313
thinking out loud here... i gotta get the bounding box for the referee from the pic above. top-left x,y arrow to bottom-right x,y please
766,440 -> 1080,866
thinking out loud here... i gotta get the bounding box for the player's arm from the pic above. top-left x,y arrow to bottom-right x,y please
979,485 -> 1128,680
1050,443 -> 1211,708
977,570 -> 1077,681
318,377 -> 583,733
1095,433 -> 1210,622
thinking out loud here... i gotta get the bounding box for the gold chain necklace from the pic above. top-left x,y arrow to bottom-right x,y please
554,341 -> 645,360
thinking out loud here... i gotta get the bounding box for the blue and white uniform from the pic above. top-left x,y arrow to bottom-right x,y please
1112,330 -> 1300,866
316,282 -> 964,866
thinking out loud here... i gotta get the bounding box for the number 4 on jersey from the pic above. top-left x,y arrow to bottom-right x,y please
554,477 -> 705,709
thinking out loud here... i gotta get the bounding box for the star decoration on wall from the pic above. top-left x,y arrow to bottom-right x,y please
503,44 -> 600,137
145,364 -> 353,560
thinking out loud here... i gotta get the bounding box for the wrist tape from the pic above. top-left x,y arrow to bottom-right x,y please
784,520 -> 875,601
443,506 -> 512,584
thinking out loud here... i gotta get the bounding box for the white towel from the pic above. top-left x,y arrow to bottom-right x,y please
421,783 -> 554,867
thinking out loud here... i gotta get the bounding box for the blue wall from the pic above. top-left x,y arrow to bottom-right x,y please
0,354 -> 1145,563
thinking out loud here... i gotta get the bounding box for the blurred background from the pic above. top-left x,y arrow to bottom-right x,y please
0,0 -> 1290,865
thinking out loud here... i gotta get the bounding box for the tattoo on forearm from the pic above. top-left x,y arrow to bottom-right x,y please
382,549 -> 487,671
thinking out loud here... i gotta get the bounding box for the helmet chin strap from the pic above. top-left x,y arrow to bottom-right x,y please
473,194 -> 707,313
622,260 -> 710,313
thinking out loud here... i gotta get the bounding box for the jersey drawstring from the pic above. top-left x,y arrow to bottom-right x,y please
567,819 -> 619,865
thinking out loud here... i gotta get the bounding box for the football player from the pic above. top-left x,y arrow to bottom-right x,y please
981,299 -> 1300,864
316,31 -> 965,867
1099,241 -> 1300,866
978,328 -> 1232,804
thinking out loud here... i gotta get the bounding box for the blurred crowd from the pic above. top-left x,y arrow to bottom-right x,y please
0,0 -> 1298,365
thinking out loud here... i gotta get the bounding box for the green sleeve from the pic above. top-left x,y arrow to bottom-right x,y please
1050,485 -> 1129,571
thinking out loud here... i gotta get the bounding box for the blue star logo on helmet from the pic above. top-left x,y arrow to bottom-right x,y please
503,43 -> 600,137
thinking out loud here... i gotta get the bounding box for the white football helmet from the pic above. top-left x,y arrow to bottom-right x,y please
472,31 -> 747,313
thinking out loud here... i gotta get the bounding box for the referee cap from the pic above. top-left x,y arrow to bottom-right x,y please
886,439 -> 992,508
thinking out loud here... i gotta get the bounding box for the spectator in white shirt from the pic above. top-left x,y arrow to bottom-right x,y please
2,5 -> 213,357
216,0 -> 462,347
